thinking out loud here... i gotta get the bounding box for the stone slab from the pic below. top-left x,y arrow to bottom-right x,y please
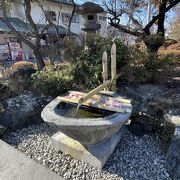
0,140 -> 64,180
51,126 -> 126,169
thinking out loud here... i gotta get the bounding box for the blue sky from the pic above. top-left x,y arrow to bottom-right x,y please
75,0 -> 179,31
75,0 -> 99,4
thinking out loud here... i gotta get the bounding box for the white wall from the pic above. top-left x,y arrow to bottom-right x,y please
9,0 -> 107,35
10,0 -> 81,34
97,12 -> 108,37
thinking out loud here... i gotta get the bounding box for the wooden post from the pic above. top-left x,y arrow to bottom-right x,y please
102,51 -> 108,91
102,51 -> 108,83
111,43 -> 117,92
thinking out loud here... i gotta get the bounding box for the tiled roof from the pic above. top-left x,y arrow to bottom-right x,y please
0,18 -> 29,33
49,0 -> 74,5
77,2 -> 104,13
0,18 -> 73,36
38,24 -> 73,36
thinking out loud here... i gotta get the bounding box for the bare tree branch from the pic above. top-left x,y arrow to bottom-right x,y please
104,0 -> 179,37
0,0 -> 46,69
0,0 -> 35,49
108,17 -> 144,36
24,0 -> 39,36
68,0 -> 76,35
36,0 -> 53,37
143,0 -> 180,35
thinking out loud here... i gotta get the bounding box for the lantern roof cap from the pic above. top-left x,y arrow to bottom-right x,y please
76,2 -> 104,14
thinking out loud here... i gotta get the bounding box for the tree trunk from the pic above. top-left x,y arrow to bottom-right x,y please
144,42 -> 162,53
67,0 -> 76,35
143,34 -> 165,53
33,49 -> 45,70
157,0 -> 168,36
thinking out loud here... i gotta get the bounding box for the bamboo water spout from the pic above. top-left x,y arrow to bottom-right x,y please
77,72 -> 122,106
77,80 -> 111,105
77,43 -> 119,106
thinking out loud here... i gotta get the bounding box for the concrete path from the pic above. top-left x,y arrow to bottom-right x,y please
0,140 -> 64,180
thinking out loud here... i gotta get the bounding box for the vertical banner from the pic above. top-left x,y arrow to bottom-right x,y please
9,42 -> 23,61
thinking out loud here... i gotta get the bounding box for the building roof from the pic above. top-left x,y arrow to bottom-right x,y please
0,18 -> 72,36
38,24 -> 73,36
0,18 -> 29,33
49,0 -> 76,5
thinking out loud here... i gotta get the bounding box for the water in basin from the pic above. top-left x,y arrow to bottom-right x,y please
57,102 -> 114,119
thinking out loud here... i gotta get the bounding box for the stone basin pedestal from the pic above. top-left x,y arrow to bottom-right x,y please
51,126 -> 126,169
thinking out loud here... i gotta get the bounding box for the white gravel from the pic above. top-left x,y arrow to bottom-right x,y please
2,123 -> 171,180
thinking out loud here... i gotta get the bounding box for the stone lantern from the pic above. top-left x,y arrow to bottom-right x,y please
76,2 -> 104,38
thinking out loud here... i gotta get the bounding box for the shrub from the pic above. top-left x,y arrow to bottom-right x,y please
120,46 -> 171,83
0,82 -> 16,102
3,61 -> 36,94
11,61 -> 35,71
32,64 -> 82,97
75,35 -> 132,88
62,36 -> 83,62
120,46 -> 154,83
143,34 -> 165,52
10,68 -> 36,79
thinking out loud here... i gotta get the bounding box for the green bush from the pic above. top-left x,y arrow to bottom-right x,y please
120,46 -> 169,83
11,61 -> 36,71
120,46 -> 152,83
0,82 -> 16,102
62,37 -> 83,62
143,34 -> 165,52
75,35 -> 132,88
1,61 -> 36,94
32,64 -> 81,97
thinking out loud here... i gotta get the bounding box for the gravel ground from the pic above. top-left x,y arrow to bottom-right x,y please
2,123 -> 171,180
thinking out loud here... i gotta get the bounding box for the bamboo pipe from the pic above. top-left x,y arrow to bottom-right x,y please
77,72 -> 123,106
111,43 -> 117,92
77,80 -> 111,105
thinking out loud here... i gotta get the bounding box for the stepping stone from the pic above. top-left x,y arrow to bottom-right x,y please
0,140 -> 64,180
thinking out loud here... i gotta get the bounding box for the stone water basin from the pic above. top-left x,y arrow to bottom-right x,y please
41,91 -> 132,144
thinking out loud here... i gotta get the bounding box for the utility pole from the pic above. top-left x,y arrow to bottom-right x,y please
115,0 -> 117,24
147,0 -> 152,24
147,0 -> 154,33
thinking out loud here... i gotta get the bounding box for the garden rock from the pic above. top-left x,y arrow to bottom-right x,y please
0,125 -> 7,137
125,84 -> 165,116
0,93 -> 52,129
164,109 -> 180,125
166,125 -> 180,180
0,83 -> 16,102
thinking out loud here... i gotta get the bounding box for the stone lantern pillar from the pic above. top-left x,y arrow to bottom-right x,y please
76,2 -> 104,41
